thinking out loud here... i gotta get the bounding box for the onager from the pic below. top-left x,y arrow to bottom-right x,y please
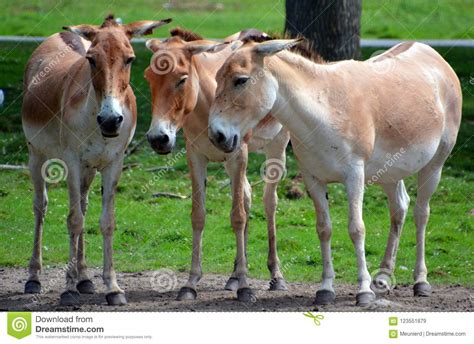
208,39 -> 461,306
22,15 -> 171,306
145,29 -> 290,301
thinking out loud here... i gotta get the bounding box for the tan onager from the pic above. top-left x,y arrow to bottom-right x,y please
22,15 -> 171,306
145,29 -> 289,301
208,39 -> 462,306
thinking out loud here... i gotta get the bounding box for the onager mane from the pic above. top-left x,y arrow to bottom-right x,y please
100,14 -> 120,28
169,27 -> 203,41
242,34 -> 325,64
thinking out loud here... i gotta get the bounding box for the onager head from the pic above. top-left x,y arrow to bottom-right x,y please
209,38 -> 302,153
144,29 -> 220,154
63,15 -> 171,137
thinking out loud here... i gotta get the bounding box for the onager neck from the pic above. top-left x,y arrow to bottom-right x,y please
266,51 -> 333,135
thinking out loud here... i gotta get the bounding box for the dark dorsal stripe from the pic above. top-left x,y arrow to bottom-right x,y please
169,27 -> 203,42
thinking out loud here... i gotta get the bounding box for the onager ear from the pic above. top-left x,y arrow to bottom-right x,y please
63,25 -> 98,41
146,39 -> 162,52
252,38 -> 304,56
125,18 -> 172,38
186,42 -> 228,55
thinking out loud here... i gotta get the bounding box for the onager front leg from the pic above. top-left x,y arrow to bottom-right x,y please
224,164 -> 251,292
226,144 -> 253,302
60,158 -> 84,306
263,129 -> 289,291
177,149 -> 208,300
100,159 -> 126,305
302,172 -> 335,305
24,152 -> 48,294
345,166 -> 375,306
76,168 -> 97,295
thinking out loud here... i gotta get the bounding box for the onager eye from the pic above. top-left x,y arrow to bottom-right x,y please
125,56 -> 135,66
233,76 -> 249,87
86,56 -> 96,68
176,75 -> 188,88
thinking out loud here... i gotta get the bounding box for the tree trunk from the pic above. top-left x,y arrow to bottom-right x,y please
285,0 -> 362,61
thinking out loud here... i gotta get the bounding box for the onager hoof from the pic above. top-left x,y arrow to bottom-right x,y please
177,287 -> 197,301
237,287 -> 255,302
60,291 -> 81,306
76,279 -> 95,294
314,289 -> 336,305
414,282 -> 431,297
356,292 -> 376,307
224,277 -> 239,291
269,278 -> 288,291
106,292 -> 127,306
24,280 -> 41,294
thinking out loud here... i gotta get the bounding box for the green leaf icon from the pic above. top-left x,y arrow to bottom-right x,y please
7,312 -> 32,339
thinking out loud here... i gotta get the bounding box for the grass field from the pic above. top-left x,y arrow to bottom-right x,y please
0,0 -> 473,288
0,0 -> 473,39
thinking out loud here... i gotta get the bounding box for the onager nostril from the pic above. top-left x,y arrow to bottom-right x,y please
97,115 -> 104,125
216,131 -> 225,144
232,134 -> 238,148
159,134 -> 169,144
116,115 -> 124,124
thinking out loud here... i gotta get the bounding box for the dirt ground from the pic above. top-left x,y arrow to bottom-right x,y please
0,267 -> 472,312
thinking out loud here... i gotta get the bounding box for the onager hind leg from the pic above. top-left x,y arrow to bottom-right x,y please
302,172 -> 335,305
263,131 -> 289,291
177,149 -> 207,300
76,168 -> 96,295
100,160 -> 127,305
24,152 -> 48,294
372,181 -> 410,295
413,166 -> 443,297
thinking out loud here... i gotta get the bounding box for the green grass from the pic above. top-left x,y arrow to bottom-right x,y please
0,0 -> 473,39
0,41 -> 473,287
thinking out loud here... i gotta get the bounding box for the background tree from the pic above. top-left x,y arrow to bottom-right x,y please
285,0 -> 362,61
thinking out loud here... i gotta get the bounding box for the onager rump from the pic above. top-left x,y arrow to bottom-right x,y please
209,39 -> 462,305
22,15 -> 171,306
